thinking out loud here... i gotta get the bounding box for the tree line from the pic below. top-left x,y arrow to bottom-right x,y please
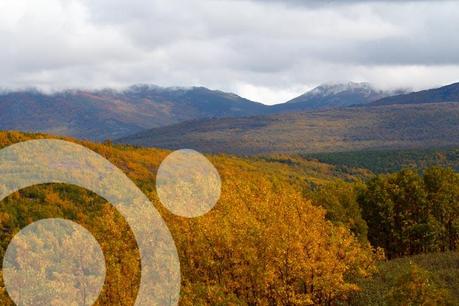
358,167 -> 458,259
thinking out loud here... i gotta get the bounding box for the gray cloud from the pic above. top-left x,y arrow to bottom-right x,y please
247,0 -> 453,6
0,0 -> 458,104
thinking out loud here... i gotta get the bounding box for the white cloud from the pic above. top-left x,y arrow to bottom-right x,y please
235,83 -> 313,104
0,0 -> 458,103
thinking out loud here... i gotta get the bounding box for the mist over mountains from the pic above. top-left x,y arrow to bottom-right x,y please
369,82 -> 459,106
272,82 -> 407,112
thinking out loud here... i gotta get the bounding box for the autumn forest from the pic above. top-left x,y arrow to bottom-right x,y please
0,131 -> 457,305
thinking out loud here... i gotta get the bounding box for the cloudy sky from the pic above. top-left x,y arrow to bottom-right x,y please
0,0 -> 458,104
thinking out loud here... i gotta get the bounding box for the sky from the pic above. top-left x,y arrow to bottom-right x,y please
0,0 -> 458,104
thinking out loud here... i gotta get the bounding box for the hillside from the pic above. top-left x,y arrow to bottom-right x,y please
117,102 -> 459,155
0,85 -> 267,140
0,131 -> 457,305
0,131 -> 375,305
371,81 -> 459,106
306,147 -> 459,174
353,251 -> 459,305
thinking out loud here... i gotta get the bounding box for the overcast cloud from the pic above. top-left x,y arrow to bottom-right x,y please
0,0 -> 458,104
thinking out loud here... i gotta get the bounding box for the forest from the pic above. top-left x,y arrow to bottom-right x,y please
0,131 -> 457,305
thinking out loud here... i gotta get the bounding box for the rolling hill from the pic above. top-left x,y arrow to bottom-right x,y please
117,102 -> 459,155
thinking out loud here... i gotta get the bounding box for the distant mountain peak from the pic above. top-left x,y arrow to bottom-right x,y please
277,82 -> 395,111
307,82 -> 377,98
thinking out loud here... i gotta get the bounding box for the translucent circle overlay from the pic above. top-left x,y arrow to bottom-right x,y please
3,218 -> 106,306
156,149 -> 221,218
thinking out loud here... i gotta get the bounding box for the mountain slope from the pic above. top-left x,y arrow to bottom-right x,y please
0,130 -> 377,305
305,147 -> 459,174
117,102 -> 459,155
0,85 -> 268,140
371,82 -> 459,106
272,82 -> 401,111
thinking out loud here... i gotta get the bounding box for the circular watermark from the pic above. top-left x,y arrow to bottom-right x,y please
156,149 -> 221,218
3,218 -> 106,306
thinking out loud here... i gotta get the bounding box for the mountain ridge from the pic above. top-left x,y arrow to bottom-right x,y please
370,82 -> 459,106
2,81 -> 459,141
0,85 -> 268,140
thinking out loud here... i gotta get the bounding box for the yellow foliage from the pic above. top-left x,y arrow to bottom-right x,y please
0,131 -> 378,305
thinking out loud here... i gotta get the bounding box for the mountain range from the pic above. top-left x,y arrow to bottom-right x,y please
1,82 -> 459,154
0,82 -> 406,140
116,82 -> 459,154
0,85 -> 266,140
